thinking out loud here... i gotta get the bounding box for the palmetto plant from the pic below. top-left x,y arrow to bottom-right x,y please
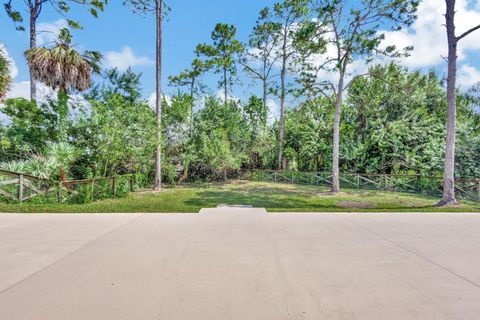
24,28 -> 102,94
0,142 -> 79,180
0,160 -> 29,175
24,155 -> 59,179
45,142 -> 79,169
0,49 -> 12,100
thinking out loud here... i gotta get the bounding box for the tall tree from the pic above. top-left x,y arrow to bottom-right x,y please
168,58 -> 207,97
124,0 -> 167,191
242,17 -> 281,110
259,0 -> 308,170
25,28 -> 102,140
0,48 -> 11,100
438,0 -> 480,206
296,0 -> 418,192
154,0 -> 163,191
196,23 -> 244,106
3,0 -> 107,101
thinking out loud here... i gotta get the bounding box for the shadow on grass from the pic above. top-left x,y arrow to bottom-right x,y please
183,182 -> 445,211
185,190 -> 320,209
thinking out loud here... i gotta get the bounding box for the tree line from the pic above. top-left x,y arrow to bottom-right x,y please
0,0 -> 479,206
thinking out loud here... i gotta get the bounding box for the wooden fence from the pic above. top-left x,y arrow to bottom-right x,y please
2,168 -> 479,203
242,170 -> 480,203
0,168 -> 138,203
0,169 -> 53,203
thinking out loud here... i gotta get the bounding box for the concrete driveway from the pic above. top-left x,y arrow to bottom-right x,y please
0,209 -> 479,320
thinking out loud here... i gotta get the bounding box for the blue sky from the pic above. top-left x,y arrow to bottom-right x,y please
1,0 -> 480,105
1,0 -> 276,99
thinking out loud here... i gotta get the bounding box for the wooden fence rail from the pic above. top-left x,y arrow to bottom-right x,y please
0,169 -> 137,203
242,170 -> 480,203
0,169 -> 52,203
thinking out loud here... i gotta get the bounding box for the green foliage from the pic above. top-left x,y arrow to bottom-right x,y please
344,64 -> 447,174
295,0 -> 419,99
72,69 -> 156,178
0,142 -> 78,179
3,0 -> 107,32
188,97 -> 248,179
123,0 -> 170,15
2,0 -> 480,209
195,23 -> 244,102
0,49 -> 11,99
0,98 -> 57,158
283,99 -> 333,171
168,59 -> 207,97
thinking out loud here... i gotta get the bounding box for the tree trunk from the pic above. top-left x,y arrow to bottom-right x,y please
178,166 -> 189,185
277,45 -> 287,170
438,0 -> 458,206
262,59 -> 268,114
262,80 -> 268,115
331,71 -> 346,193
154,0 -> 163,192
190,78 -> 195,98
223,66 -> 228,106
57,90 -> 69,142
29,4 -> 37,101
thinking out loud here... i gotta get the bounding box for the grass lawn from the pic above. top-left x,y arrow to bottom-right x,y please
1,181 -> 479,213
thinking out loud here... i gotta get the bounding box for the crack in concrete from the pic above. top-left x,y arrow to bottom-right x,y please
337,215 -> 480,289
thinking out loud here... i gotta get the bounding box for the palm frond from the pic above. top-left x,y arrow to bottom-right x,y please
24,28 -> 102,93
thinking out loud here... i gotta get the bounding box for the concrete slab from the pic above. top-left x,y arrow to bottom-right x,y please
0,211 -> 479,319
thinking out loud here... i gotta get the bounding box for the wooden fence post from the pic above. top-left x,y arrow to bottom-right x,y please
18,174 -> 24,203
477,180 -> 480,200
112,176 -> 117,196
129,175 -> 135,192
58,181 -> 63,203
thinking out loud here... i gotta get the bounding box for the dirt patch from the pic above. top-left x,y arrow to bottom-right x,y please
337,201 -> 374,209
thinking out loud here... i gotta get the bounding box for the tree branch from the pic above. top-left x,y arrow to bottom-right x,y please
457,24 -> 480,41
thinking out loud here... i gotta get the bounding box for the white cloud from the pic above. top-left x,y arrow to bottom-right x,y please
36,19 -> 68,46
148,92 -> 171,109
301,26 -> 370,87
216,89 -> 241,104
267,98 -> 280,124
5,81 -> 89,108
0,43 -> 18,79
6,81 -> 55,102
458,64 -> 480,88
105,47 -> 154,71
301,0 -> 480,91
381,0 -> 480,68
6,81 -> 30,100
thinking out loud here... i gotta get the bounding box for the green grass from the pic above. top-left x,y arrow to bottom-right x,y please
1,181 -> 479,213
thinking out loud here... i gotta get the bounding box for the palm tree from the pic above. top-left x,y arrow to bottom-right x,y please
25,28 -> 102,94
0,49 -> 12,100
25,28 -> 102,141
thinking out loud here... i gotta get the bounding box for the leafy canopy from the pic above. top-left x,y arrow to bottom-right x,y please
3,0 -> 108,32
